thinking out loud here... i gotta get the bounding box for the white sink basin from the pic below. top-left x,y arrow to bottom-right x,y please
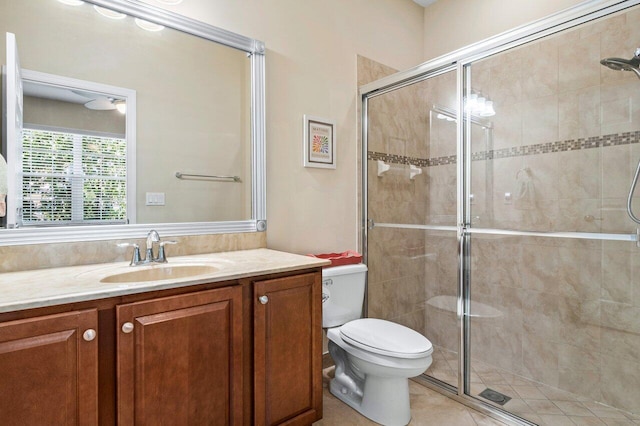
100,264 -> 218,283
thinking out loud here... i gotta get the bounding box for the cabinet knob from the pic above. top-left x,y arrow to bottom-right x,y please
83,329 -> 97,342
258,295 -> 269,304
121,322 -> 134,333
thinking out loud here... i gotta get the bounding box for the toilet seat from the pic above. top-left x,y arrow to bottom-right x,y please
339,318 -> 433,359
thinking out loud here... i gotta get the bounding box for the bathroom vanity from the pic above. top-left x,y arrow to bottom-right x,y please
0,249 -> 328,425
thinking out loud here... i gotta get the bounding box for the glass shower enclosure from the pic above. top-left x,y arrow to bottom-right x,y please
362,1 -> 640,424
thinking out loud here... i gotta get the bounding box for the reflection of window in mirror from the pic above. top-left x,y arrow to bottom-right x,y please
4,67 -> 136,228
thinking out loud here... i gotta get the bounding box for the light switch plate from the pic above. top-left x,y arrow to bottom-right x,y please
146,192 -> 165,206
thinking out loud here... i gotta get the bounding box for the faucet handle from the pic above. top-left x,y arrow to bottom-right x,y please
117,243 -> 142,266
156,240 -> 178,263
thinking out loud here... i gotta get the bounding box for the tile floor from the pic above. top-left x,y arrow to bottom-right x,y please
315,367 -> 508,426
428,346 -> 640,426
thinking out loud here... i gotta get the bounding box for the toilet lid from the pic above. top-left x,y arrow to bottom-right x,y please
339,318 -> 433,359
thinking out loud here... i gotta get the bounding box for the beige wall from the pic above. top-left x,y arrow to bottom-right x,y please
143,0 -> 426,255
422,0 -> 585,61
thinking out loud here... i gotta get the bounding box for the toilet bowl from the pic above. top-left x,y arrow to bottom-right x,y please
322,264 -> 433,426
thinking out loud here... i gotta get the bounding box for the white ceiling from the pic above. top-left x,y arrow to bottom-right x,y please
22,82 -> 120,111
412,0 -> 438,7
23,81 -> 93,104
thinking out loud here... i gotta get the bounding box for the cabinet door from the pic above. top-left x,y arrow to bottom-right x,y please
0,309 -> 99,426
117,286 -> 243,425
254,273 -> 322,426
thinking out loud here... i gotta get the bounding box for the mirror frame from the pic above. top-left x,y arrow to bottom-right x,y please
0,0 -> 266,246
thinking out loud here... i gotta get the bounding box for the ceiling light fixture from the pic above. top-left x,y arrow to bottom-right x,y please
57,0 -> 84,5
93,5 -> 127,19
135,18 -> 164,32
465,92 -> 495,117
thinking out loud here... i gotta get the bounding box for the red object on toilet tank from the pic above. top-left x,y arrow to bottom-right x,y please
307,251 -> 362,267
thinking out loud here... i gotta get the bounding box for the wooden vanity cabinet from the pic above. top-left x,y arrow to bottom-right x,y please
0,268 -> 322,426
253,273 -> 323,426
0,309 -> 99,426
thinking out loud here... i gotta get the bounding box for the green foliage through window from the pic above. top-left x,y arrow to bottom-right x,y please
20,128 -> 127,225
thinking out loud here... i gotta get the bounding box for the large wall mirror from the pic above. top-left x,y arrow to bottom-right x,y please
0,0 -> 266,245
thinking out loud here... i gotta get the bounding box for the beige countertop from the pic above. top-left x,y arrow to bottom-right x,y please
0,248 -> 330,313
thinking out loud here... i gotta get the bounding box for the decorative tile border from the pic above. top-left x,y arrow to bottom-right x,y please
368,130 -> 640,167
367,151 -> 453,167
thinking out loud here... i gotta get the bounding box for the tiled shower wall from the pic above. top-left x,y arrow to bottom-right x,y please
363,56 -> 426,332
365,6 -> 640,416
363,57 -> 459,353
467,8 -> 640,415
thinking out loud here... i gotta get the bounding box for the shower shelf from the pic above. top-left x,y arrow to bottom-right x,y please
377,160 -> 422,179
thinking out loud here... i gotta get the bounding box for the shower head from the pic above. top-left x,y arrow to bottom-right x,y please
600,48 -> 640,79
600,57 -> 640,71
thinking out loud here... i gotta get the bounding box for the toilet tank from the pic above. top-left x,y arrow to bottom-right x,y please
322,264 -> 368,328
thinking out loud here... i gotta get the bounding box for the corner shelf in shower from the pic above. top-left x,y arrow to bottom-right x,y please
377,160 -> 423,179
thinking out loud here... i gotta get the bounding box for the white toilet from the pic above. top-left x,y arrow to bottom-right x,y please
322,264 -> 433,426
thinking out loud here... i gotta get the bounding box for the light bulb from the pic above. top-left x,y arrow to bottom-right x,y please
94,5 -> 127,19
114,100 -> 126,114
135,18 -> 165,32
474,96 -> 486,115
480,100 -> 496,117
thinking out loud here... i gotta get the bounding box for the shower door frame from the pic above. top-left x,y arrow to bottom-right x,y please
361,0 -> 640,424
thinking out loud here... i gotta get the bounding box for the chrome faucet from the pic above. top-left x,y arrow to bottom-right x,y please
118,230 -> 177,266
145,230 -> 160,263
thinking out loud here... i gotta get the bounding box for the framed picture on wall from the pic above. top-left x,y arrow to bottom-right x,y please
303,115 -> 336,169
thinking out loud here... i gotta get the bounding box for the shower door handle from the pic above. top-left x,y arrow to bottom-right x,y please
458,224 -> 470,321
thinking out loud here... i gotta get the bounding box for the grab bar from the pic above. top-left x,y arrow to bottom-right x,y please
175,172 -> 241,182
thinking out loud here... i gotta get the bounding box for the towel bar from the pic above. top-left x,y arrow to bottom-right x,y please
175,172 -> 241,182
